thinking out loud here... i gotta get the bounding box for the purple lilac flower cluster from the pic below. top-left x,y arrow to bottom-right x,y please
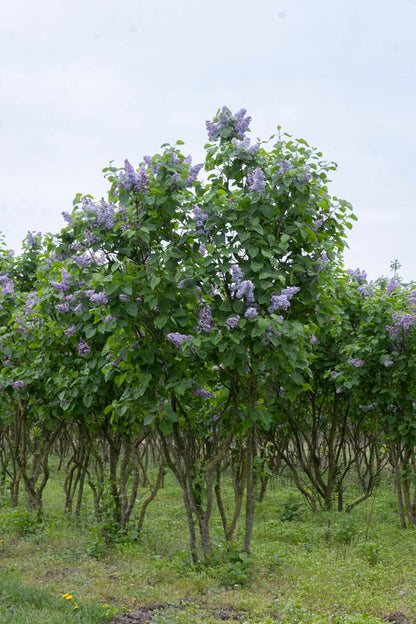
85,290 -> 108,306
80,198 -> 114,230
231,137 -> 259,159
275,160 -> 293,177
25,292 -> 39,315
206,107 -> 251,142
192,384 -> 215,399
347,358 -> 364,367
121,159 -> 150,193
347,268 -> 368,285
26,231 -> 42,249
236,280 -> 255,303
63,325 -> 76,336
198,305 -> 213,332
245,307 -> 258,321
56,303 -> 70,313
386,311 -> 416,338
50,268 -> 71,292
192,205 -> 209,233
186,163 -> 203,187
225,316 -> 240,330
76,340 -> 91,357
268,287 -> 300,313
11,380 -> 25,390
167,332 -> 193,348
247,167 -> 266,194
0,274 -> 14,296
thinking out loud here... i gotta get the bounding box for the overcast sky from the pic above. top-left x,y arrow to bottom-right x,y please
1,0 -> 415,281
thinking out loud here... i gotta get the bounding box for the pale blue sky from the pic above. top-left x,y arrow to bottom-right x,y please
1,0 -> 415,280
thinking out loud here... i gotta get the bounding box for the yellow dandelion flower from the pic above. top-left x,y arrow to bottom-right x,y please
101,604 -> 110,608
62,593 -> 73,600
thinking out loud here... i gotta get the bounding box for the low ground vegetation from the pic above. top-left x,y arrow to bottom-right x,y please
1,465 -> 416,624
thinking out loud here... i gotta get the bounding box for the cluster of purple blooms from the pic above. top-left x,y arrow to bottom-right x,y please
0,274 -> 14,296
386,311 -> 416,338
229,264 -> 255,304
268,287 -> 300,313
245,307 -> 258,321
82,197 -> 115,230
192,383 -> 215,400
85,290 -> 108,306
167,332 -> 193,349
121,159 -> 150,193
347,268 -> 368,285
186,162 -> 203,187
231,137 -> 259,159
192,205 -> 209,234
76,340 -> 91,357
247,167 -> 266,194
11,380 -> 25,390
26,231 -> 42,250
198,305 -> 213,332
225,315 -> 240,330
347,358 -> 364,367
50,268 -> 71,292
206,107 -> 251,142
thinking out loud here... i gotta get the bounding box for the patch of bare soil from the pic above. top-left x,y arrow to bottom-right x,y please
109,602 -> 243,623
383,614 -> 416,624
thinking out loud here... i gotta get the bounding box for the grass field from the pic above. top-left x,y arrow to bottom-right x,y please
1,464 -> 416,624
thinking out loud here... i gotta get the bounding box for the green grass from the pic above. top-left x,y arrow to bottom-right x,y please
1,467 -> 416,623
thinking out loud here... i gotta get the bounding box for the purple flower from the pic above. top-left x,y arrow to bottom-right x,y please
64,325 -> 76,335
245,307 -> 258,320
167,332 -> 193,348
84,230 -> 98,245
247,167 -> 266,194
62,211 -> 72,223
186,163 -> 203,187
198,305 -> 213,332
89,291 -> 109,305
105,314 -> 115,323
56,303 -> 70,313
1,278 -> 14,296
206,107 -> 251,141
119,294 -> 130,302
192,384 -> 215,399
281,286 -> 300,298
276,160 -> 293,176
268,294 -> 290,312
359,403 -> 377,411
231,137 -> 259,158
236,280 -> 255,303
11,380 -> 25,390
25,292 -> 39,315
95,200 -> 114,229
320,251 -> 329,263
225,316 -> 240,330
384,360 -> 393,367
313,218 -> 324,231
76,340 -> 91,357
192,205 -> 209,233
50,267 -> 71,292
26,231 -> 42,249
347,268 -> 368,284
348,358 -> 364,367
